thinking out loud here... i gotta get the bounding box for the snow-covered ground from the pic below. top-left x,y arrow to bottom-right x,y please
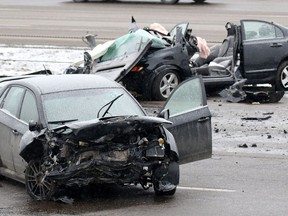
0,44 -> 85,76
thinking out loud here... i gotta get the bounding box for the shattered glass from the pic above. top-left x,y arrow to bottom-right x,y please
100,29 -> 166,62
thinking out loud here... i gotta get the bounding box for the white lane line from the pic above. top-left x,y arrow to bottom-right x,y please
0,25 -> 31,27
0,9 -> 20,11
178,186 -> 236,193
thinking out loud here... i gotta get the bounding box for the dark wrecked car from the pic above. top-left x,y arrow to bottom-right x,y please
68,19 -> 287,103
190,19 -> 288,103
0,74 -> 212,201
65,20 -> 199,101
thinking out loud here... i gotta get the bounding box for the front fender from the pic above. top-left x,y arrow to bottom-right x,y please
164,127 -> 179,161
19,129 -> 46,163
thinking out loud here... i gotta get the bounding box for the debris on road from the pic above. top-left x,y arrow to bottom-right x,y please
241,116 -> 272,121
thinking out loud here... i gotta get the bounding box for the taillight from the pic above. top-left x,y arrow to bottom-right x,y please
131,66 -> 143,72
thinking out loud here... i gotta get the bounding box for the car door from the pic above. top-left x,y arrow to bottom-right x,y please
12,89 -> 39,175
162,76 -> 212,164
240,20 -> 288,79
0,85 -> 39,179
0,86 -> 25,173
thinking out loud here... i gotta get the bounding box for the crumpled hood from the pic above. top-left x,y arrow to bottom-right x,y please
19,115 -> 172,163
66,115 -> 172,141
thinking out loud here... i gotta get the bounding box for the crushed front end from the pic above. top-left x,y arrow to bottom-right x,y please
20,116 -> 179,200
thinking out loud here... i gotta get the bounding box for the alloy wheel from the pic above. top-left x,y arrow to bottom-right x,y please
159,72 -> 179,99
25,160 -> 54,200
280,65 -> 288,89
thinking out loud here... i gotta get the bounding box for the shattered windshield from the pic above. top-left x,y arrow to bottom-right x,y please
100,29 -> 166,62
42,88 -> 145,129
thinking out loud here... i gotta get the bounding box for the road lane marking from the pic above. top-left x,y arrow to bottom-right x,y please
0,9 -> 21,11
178,186 -> 236,193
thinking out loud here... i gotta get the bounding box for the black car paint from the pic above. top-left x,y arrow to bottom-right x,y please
124,25 -> 197,100
239,20 -> 288,86
192,20 -> 288,102
69,21 -> 198,100
123,43 -> 192,99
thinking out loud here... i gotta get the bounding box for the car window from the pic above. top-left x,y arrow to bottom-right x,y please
20,90 -> 39,123
164,78 -> 204,117
243,21 -> 284,41
43,88 -> 145,128
0,88 -> 9,106
2,86 -> 25,117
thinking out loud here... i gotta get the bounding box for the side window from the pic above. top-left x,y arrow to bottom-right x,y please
164,77 -> 204,117
20,90 -> 39,123
275,27 -> 284,38
0,88 -> 9,107
2,87 -> 25,117
243,21 -> 283,41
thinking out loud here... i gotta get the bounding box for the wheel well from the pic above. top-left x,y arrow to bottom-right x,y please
20,140 -> 44,163
277,57 -> 288,70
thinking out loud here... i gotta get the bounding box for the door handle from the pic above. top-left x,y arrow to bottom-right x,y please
12,130 -> 19,135
270,43 -> 282,47
198,116 -> 210,123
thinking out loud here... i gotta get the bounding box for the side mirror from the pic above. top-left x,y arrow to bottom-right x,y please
82,33 -> 97,49
157,108 -> 170,120
28,121 -> 41,132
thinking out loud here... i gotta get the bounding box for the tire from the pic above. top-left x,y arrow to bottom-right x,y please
25,160 -> 55,200
268,91 -> 285,103
154,182 -> 177,196
161,0 -> 179,4
152,70 -> 180,101
0,174 -> 5,180
153,162 -> 179,196
275,61 -> 288,91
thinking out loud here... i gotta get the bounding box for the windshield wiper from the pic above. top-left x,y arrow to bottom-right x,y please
48,118 -> 78,125
97,93 -> 124,118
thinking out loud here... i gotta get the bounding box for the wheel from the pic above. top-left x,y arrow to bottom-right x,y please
152,70 -> 180,101
25,160 -> 55,200
0,174 -> 5,180
153,162 -> 179,196
275,61 -> 288,90
161,0 -> 179,4
154,181 -> 177,196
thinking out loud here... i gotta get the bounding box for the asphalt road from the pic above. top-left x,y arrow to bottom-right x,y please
0,0 -> 288,215
1,153 -> 287,215
1,0 -> 288,46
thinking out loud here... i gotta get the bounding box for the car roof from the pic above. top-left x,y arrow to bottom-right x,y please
8,74 -> 121,94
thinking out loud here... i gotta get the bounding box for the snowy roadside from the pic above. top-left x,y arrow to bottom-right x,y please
0,44 -> 85,75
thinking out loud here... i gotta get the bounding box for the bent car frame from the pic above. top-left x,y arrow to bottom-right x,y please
0,74 -> 212,201
66,20 -> 199,101
68,18 -> 287,103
